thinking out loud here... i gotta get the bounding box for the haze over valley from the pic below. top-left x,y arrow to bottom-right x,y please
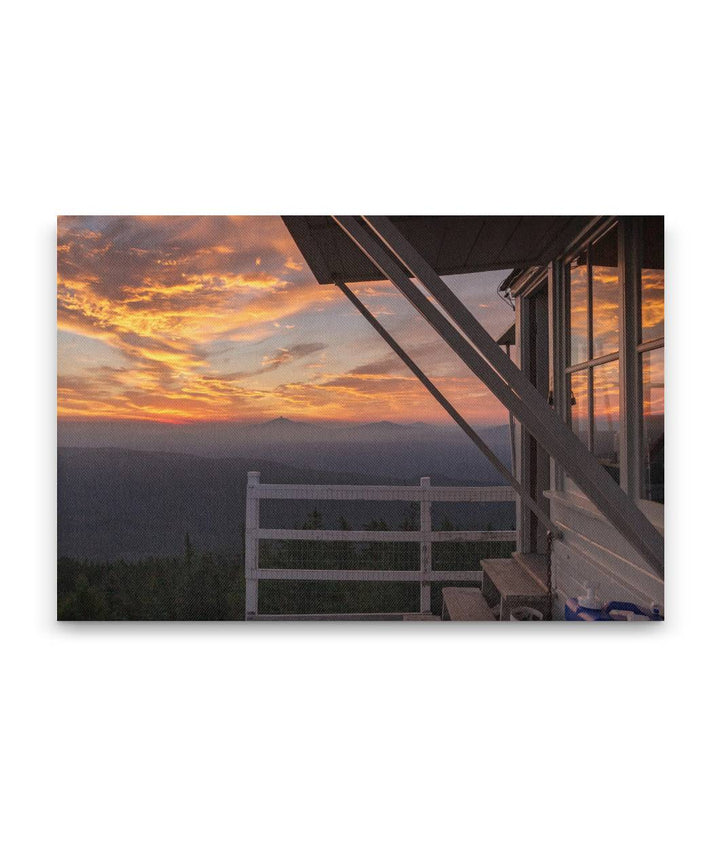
58,418 -> 515,560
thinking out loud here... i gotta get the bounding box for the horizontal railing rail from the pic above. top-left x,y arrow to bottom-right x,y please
251,484 -> 515,502
256,528 -> 515,543
255,568 -> 504,583
244,471 -> 516,619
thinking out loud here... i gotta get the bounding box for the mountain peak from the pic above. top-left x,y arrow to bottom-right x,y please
263,416 -> 299,426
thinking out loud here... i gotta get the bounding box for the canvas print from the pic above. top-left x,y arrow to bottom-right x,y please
57,216 -> 664,621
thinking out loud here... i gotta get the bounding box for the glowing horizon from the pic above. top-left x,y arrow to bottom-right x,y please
58,216 -> 515,426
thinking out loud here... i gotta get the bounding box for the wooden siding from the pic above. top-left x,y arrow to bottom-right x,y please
546,490 -> 664,617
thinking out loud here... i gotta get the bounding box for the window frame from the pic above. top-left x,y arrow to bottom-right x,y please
564,221 -> 621,475
556,217 -> 664,504
636,217 -> 665,502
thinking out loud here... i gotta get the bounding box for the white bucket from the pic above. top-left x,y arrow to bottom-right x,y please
510,606 -> 544,621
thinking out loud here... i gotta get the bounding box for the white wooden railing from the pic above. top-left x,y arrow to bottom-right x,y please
244,471 -> 516,619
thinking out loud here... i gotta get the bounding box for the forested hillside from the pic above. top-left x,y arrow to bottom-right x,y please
58,508 -> 514,620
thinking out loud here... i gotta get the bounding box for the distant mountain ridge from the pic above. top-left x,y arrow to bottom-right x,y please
58,446 -> 515,561
59,416 -> 509,450
263,416 -> 295,425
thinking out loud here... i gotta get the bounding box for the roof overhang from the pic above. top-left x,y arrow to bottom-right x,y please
496,323 -> 516,347
282,215 -> 595,284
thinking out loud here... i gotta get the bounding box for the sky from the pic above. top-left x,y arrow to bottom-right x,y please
57,216 -> 515,425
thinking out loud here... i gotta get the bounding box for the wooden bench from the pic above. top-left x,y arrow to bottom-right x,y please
441,587 -> 497,621
481,556 -> 550,621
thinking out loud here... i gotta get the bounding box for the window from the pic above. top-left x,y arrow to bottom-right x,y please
639,216 -> 664,502
562,218 -> 664,504
569,368 -> 589,448
592,229 -> 620,357
592,360 -> 620,483
569,257 -> 589,364
566,225 -> 621,482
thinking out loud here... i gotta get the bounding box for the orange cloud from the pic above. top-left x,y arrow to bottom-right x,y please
57,216 -> 515,426
57,216 -> 345,422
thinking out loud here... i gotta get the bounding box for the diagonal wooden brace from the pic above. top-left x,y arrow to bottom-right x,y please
334,278 -> 560,538
332,215 -> 663,579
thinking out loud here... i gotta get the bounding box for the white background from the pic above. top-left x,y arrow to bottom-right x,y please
2,2 -> 718,854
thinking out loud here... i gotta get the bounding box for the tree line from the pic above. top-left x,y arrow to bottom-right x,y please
58,507 -> 513,620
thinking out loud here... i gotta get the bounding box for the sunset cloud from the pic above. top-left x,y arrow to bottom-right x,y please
207,342 -> 327,381
58,216 -> 514,424
348,357 -> 406,377
261,342 -> 326,370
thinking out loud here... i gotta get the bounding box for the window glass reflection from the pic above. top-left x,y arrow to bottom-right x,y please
593,361 -> 620,483
569,370 -> 590,449
642,348 -> 664,503
642,216 -> 664,342
592,227 -> 620,357
569,255 -> 589,364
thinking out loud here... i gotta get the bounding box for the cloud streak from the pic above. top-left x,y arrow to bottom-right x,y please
57,217 -> 341,421
208,342 -> 327,381
58,216 -> 515,424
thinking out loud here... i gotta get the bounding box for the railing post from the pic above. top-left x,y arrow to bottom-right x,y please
245,471 -> 260,619
420,476 -> 431,612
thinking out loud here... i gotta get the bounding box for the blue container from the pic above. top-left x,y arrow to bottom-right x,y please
565,598 -> 663,621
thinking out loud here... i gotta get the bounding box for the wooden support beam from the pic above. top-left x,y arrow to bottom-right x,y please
335,279 -> 558,536
244,470 -> 260,618
420,476 -> 432,612
332,216 -> 663,578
